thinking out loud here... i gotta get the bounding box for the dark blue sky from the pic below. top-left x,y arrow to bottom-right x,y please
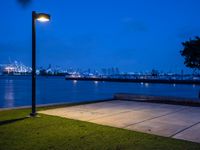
1,0 -> 200,72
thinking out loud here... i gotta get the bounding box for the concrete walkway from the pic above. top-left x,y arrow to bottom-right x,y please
39,100 -> 200,143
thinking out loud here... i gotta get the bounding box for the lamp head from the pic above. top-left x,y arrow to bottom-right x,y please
35,13 -> 50,22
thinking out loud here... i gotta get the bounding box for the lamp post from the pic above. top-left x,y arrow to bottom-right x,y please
30,11 -> 50,117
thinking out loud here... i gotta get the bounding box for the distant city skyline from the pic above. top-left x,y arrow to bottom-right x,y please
1,0 -> 200,73
0,59 -> 196,75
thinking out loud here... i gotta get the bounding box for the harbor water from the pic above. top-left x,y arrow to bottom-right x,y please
0,76 -> 199,108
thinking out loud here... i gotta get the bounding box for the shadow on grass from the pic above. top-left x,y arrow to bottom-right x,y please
0,117 -> 28,126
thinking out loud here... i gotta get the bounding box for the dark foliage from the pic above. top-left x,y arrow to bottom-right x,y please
180,36 -> 200,70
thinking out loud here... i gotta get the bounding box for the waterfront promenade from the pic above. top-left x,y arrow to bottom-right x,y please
40,100 -> 200,143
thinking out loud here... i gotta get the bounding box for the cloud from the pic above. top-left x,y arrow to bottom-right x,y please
17,0 -> 32,8
122,17 -> 148,32
178,27 -> 200,39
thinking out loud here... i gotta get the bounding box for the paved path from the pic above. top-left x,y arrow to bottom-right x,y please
39,100 -> 200,143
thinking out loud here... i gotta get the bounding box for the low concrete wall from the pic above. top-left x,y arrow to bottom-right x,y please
114,93 -> 200,106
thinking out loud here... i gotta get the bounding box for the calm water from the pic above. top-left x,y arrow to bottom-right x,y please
0,76 -> 200,108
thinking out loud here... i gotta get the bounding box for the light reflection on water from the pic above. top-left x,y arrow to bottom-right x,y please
4,79 -> 14,107
73,80 -> 77,84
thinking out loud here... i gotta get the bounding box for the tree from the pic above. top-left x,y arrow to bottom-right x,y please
180,36 -> 200,72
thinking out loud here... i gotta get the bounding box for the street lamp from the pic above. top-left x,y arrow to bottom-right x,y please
30,11 -> 50,117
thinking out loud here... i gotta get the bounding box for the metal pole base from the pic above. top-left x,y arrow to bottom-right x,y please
29,113 -> 38,117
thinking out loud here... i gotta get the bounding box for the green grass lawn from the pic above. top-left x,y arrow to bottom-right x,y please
0,107 -> 200,150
